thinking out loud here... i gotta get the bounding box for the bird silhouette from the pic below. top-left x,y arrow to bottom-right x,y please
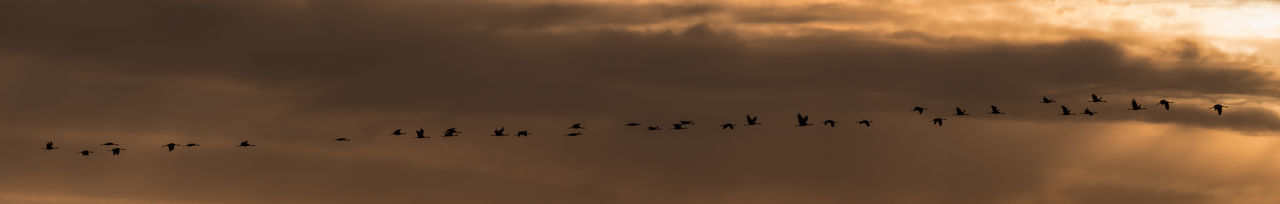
672,123 -> 687,130
625,122 -> 641,127
335,138 -> 351,141
565,132 -> 583,136
953,107 -> 969,116
988,105 -> 1005,114
912,106 -> 927,114
1158,99 -> 1172,110
796,114 -> 813,126
647,126 -> 661,131
1089,94 -> 1107,102
42,142 -> 58,150
237,141 -> 256,147
721,123 -> 735,130
391,129 -> 405,136
823,120 -> 837,127
415,129 -> 426,138
857,120 -> 873,127
100,142 -> 119,146
163,143 -> 178,151
1041,97 -> 1056,104
516,130 -> 530,137
1083,108 -> 1097,116
183,143 -> 200,147
570,123 -> 585,129
679,120 -> 695,125
1060,106 -> 1074,115
109,147 -> 125,155
443,128 -> 461,137
931,118 -> 946,126
1129,99 -> 1146,110
745,115 -> 761,126
491,127 -> 508,136
78,150 -> 93,156
1211,104 -> 1227,115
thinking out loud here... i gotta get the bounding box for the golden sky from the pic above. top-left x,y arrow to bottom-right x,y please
1,0 -> 1279,203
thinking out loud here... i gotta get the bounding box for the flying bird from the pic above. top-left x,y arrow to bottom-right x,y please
1211,104 -> 1227,115
857,120 -> 873,127
163,143 -> 178,151
954,107 -> 969,116
1089,94 -> 1107,102
625,122 -> 641,127
443,128 -> 461,137
491,127 -> 508,136
912,106 -> 927,114
335,138 -> 351,141
1157,99 -> 1172,110
672,123 -> 687,130
647,126 -> 661,131
516,130 -> 530,137
78,150 -> 93,156
1060,106 -> 1074,115
569,123 -> 585,129
1129,99 -> 1146,110
415,129 -> 426,138
391,129 -> 405,136
745,115 -> 761,126
109,148 -> 125,155
42,142 -> 58,150
565,132 -> 584,136
679,121 -> 695,125
1083,108 -> 1097,116
931,118 -> 946,126
237,141 -> 256,147
988,105 -> 1004,114
721,123 -> 735,130
1041,97 -> 1056,104
100,142 -> 119,146
796,114 -> 813,126
823,120 -> 837,127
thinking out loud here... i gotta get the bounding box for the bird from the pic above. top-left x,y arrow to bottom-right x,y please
989,105 -> 1004,114
1158,99 -> 1172,110
647,126 -> 661,131
1041,97 -> 1056,104
1211,104 -> 1227,115
491,127 -> 508,136
823,120 -> 837,127
796,114 -> 813,126
857,120 -> 873,127
565,132 -> 583,136
678,120 -> 695,125
163,143 -> 178,151
516,130 -> 530,137
912,106 -> 927,114
1089,94 -> 1107,102
237,141 -> 256,147
745,115 -> 761,126
42,142 -> 58,150
953,107 -> 969,116
672,123 -> 687,130
443,128 -> 461,137
109,148 -> 125,155
569,123 -> 585,129
415,129 -> 426,138
625,122 -> 641,127
335,138 -> 351,141
78,150 -> 93,156
1060,105 -> 1074,115
721,123 -> 735,130
100,142 -> 119,146
391,129 -> 405,136
183,143 -> 200,147
1083,108 -> 1097,116
1129,99 -> 1146,110
931,118 -> 946,126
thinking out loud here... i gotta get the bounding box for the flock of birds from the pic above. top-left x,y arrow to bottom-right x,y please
41,94 -> 1230,157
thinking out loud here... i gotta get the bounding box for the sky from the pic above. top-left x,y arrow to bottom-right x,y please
2,0 -> 1280,203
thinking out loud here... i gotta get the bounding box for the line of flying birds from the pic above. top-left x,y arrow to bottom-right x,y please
41,94 -> 1230,157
